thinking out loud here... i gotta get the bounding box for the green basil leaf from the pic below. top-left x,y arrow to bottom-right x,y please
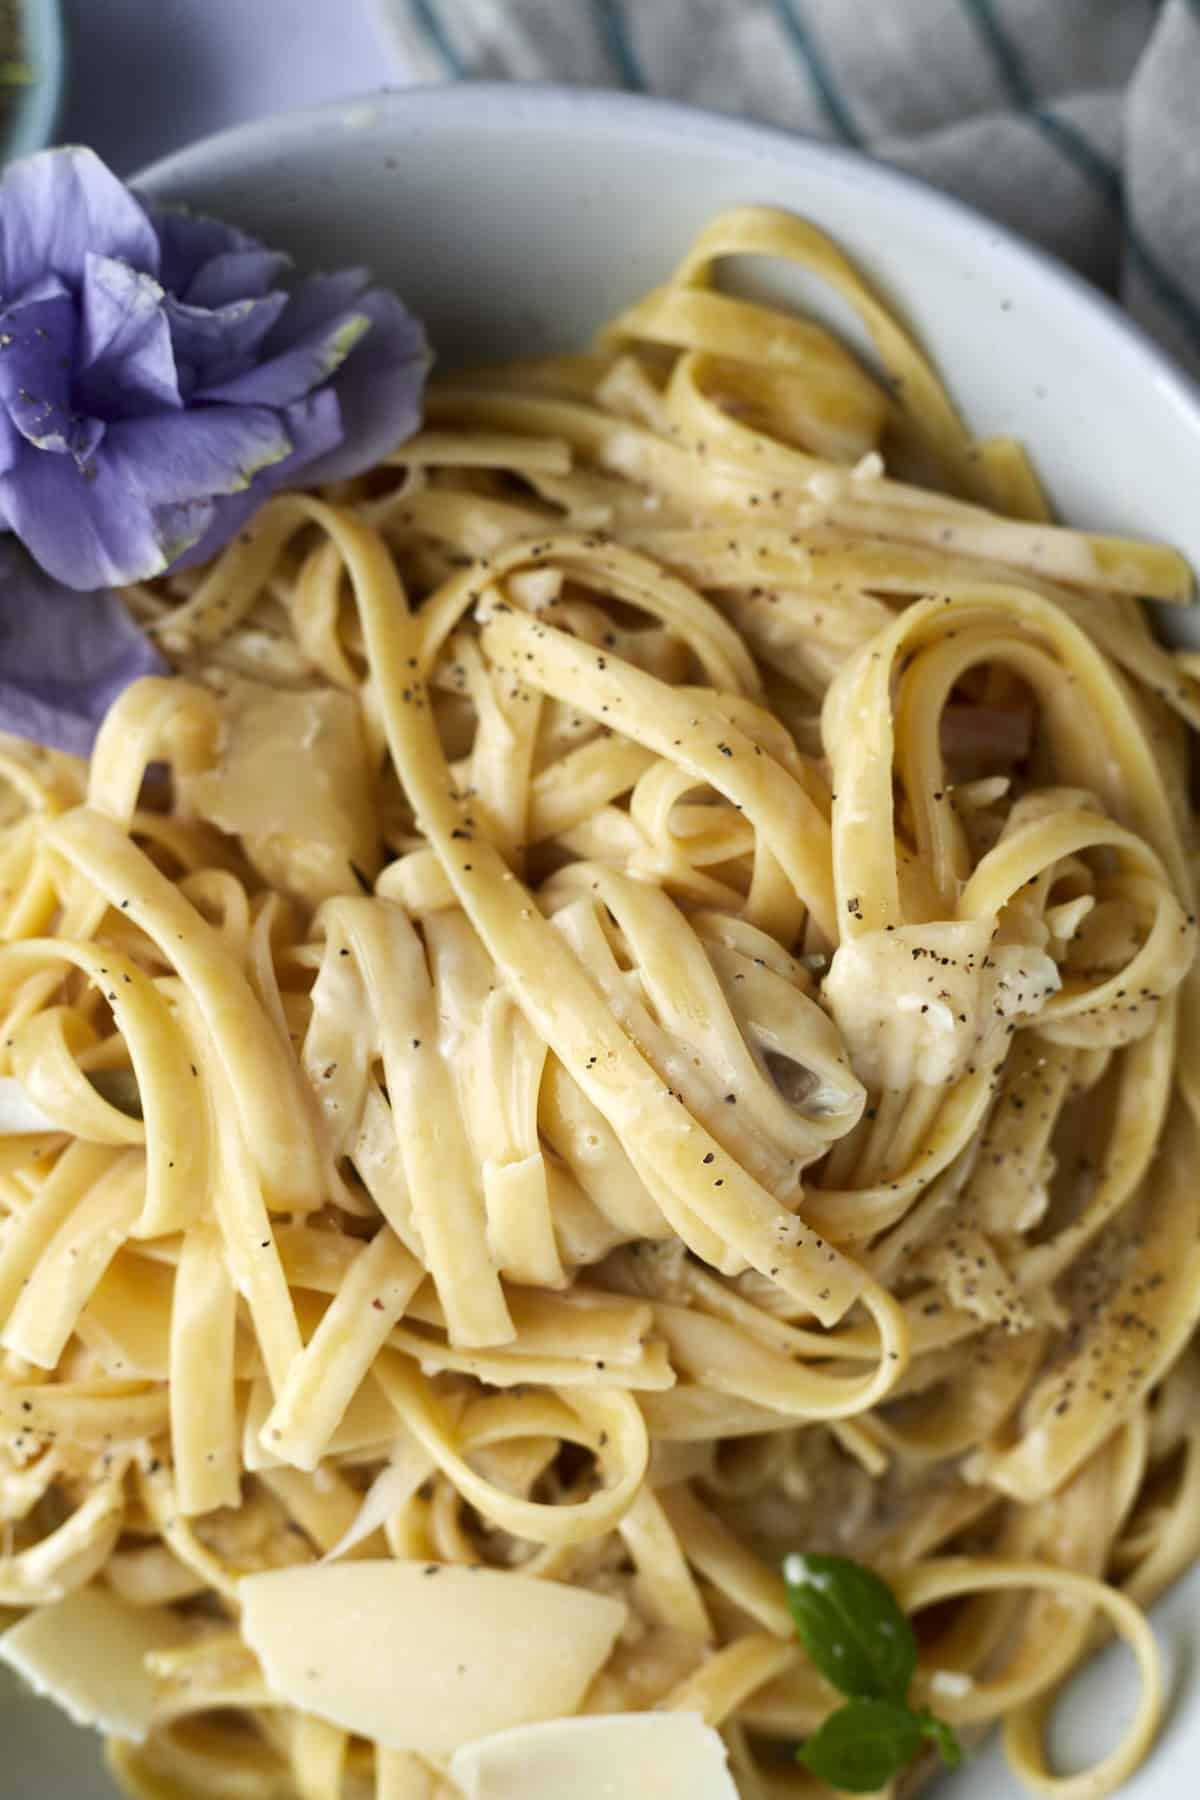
917,1708 -> 963,1769
797,1697 -> 925,1793
783,1553 -> 917,1702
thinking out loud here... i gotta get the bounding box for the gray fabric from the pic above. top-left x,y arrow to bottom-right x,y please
374,0 -> 1200,375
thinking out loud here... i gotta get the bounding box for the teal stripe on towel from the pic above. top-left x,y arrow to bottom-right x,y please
960,0 -> 1200,346
589,0 -> 646,90
409,0 -> 467,76
772,0 -> 863,145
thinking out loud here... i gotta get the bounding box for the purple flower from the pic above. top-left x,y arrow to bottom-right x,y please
0,539 -> 168,756
0,146 -> 428,752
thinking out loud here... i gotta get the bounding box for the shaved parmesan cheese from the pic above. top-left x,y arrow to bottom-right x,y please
0,1585 -> 189,1741
824,918 -> 1059,1087
180,680 -> 378,905
239,1562 -> 626,1752
323,1435 -> 433,1563
450,1712 -> 739,1799
931,1668 -> 974,1699
0,1076 -> 55,1135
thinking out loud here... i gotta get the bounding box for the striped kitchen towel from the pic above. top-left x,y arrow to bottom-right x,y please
374,0 -> 1200,377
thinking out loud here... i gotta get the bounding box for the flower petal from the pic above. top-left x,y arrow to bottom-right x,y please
300,287 -> 428,485
152,498 -> 216,565
185,248 -> 293,311
0,288 -> 103,461
2,269 -> 71,312
0,147 -> 159,292
260,268 -> 371,349
103,404 -> 294,509
75,252 -> 180,419
196,308 -> 370,408
4,373 -> 348,587
168,387 -> 343,569
0,152 -> 428,602
147,205 -> 263,291
0,408 -> 20,482
0,443 -> 170,588
0,539 -> 168,754
163,290 -> 290,397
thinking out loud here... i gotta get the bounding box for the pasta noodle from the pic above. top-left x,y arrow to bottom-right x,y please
1,205 -> 1198,1798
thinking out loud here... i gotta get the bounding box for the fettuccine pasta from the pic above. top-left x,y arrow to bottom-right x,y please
1,206 -> 1199,1800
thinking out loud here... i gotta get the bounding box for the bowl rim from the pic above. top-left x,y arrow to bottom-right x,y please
5,0 -> 64,161
136,79 -> 1200,440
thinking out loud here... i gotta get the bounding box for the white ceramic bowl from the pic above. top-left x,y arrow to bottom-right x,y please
6,83 -> 1200,1800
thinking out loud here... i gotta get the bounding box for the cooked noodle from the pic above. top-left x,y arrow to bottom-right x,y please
1,207 -> 1198,1799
